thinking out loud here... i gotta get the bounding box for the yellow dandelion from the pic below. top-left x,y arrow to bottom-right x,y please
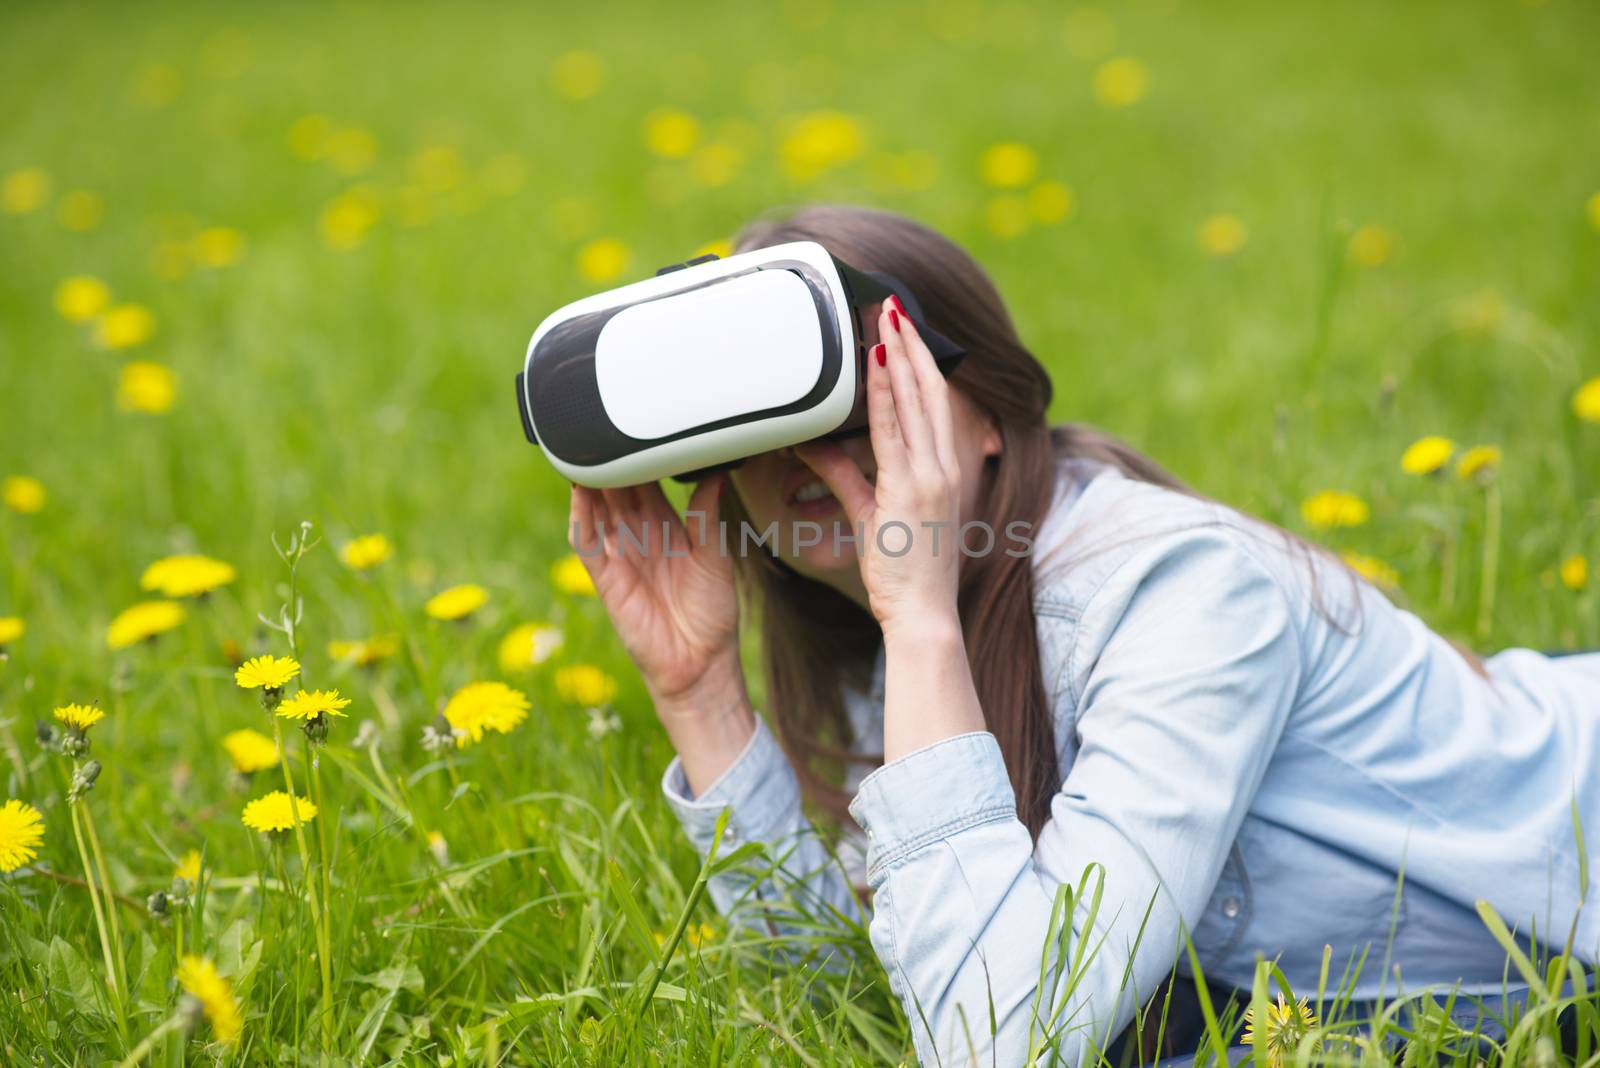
116,361 -> 177,415
550,553 -> 597,596
1588,192 -> 1600,232
327,635 -> 398,667
780,110 -> 864,182
979,142 -> 1039,189
326,128 -> 377,177
287,114 -> 332,160
3,475 -> 46,514
1456,444 -> 1502,482
644,107 -> 700,159
1347,224 -> 1396,268
320,187 -> 381,250
411,145 -> 464,193
2,168 -> 51,214
1091,57 -> 1149,108
107,600 -> 186,650
1573,377 -> 1600,423
576,237 -> 630,284
0,800 -> 46,873
94,303 -> 156,350
54,275 -> 111,321
1028,180 -> 1076,224
986,194 -> 1031,239
233,655 -> 300,691
1300,490 -> 1370,530
1241,993 -> 1320,1068
222,729 -> 280,773
1198,214 -> 1247,257
1400,436 -> 1454,476
1559,554 -> 1588,592
551,49 -> 606,99
443,681 -> 531,747
175,848 -> 203,885
426,583 -> 489,621
53,704 -> 106,733
498,622 -> 565,674
275,689 -> 351,722
339,533 -> 393,571
57,189 -> 105,232
555,663 -> 618,706
192,226 -> 245,268
0,617 -> 24,646
1342,552 -> 1400,591
241,791 -> 317,834
141,554 -> 237,598
176,955 -> 242,1045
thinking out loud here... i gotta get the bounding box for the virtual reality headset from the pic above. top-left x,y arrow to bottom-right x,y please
515,239 -> 966,488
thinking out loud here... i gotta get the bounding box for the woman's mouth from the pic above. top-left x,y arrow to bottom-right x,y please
787,477 -> 841,517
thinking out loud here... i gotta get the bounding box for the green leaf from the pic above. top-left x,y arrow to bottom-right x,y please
47,935 -> 103,1021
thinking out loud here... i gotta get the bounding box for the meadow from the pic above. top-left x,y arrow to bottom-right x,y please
2,0 -> 1599,1063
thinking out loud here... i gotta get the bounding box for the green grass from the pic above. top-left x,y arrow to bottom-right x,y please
1,0 -> 1598,1063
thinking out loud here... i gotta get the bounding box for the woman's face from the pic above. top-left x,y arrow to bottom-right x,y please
729,367 -> 1002,597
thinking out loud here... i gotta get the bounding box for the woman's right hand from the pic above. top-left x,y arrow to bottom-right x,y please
568,477 -> 755,788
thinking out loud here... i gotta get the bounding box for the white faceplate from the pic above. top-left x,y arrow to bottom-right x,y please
593,270 -> 824,440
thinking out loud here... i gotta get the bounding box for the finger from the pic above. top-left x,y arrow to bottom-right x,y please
569,485 -> 609,578
880,305 -> 935,462
888,295 -> 958,470
599,486 -> 640,556
864,340 -> 908,477
792,441 -> 876,526
684,472 -> 727,553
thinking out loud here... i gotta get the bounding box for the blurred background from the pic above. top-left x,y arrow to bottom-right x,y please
2,0 -> 1599,680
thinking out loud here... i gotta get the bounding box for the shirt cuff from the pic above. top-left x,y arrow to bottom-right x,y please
846,730 -> 1017,881
661,715 -> 801,855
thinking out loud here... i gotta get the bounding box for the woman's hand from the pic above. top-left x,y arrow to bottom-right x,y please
794,295 -> 965,642
568,478 -> 754,791
795,296 -> 985,760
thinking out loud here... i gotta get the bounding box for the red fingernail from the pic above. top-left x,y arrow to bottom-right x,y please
873,342 -> 886,366
890,294 -> 906,317
888,308 -> 901,333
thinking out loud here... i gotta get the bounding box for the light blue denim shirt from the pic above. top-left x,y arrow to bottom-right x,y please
663,454 -> 1600,1065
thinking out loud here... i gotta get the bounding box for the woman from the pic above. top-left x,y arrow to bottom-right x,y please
568,204 -> 1599,1065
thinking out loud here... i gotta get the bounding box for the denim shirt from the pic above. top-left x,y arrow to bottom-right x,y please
663,455 -> 1600,1066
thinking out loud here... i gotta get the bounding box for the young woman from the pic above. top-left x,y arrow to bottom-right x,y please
568,204 -> 1599,1065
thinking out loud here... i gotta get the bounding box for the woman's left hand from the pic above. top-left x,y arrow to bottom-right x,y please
795,295 -> 964,641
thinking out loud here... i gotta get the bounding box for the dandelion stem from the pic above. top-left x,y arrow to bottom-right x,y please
69,800 -> 128,1040
1477,480 -> 1502,641
269,717 -> 333,1056
81,801 -> 129,998
304,733 -> 338,1051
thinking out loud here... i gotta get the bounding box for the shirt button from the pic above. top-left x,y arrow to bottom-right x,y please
1221,896 -> 1241,919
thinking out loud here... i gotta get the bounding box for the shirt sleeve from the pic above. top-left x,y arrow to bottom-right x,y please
662,715 -> 866,934
847,526 -> 1304,1066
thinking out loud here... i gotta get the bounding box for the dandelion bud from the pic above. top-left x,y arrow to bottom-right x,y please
34,721 -> 59,750
69,759 -> 102,801
147,891 -> 170,917
303,713 -> 330,745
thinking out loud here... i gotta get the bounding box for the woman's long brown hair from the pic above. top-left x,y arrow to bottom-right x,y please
720,203 -> 1489,839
